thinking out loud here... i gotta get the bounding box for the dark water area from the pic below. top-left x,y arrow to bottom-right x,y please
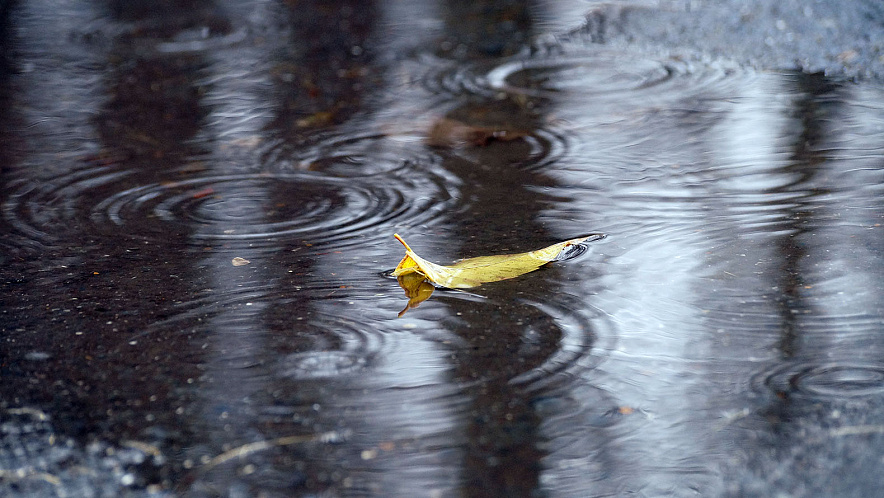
2,1 -> 884,497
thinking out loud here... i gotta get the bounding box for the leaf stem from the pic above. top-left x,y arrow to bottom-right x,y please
393,233 -> 412,252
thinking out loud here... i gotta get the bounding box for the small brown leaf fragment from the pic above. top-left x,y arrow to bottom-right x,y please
191,187 -> 215,199
426,117 -> 530,148
837,50 -> 859,63
231,257 -> 250,266
296,110 -> 336,128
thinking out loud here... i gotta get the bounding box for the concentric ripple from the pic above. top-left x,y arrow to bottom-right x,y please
272,316 -> 389,382
508,298 -> 618,394
416,53 -> 504,99
485,53 -> 673,98
278,351 -> 369,380
94,172 -> 426,245
414,47 -> 749,178
421,48 -> 745,107
753,362 -> 884,400
3,163 -> 135,250
4,135 -> 459,250
124,284 -> 397,381
266,131 -> 447,179
427,274 -> 616,394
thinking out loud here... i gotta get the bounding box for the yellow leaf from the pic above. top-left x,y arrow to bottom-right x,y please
391,233 -> 601,289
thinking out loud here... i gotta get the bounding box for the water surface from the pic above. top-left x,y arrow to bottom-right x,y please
2,1 -> 884,497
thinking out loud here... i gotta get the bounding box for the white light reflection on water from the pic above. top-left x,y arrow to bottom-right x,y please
300,1 -> 470,493
532,66 -> 864,495
727,80 -> 884,496
183,1 -> 289,493
194,0 -> 469,494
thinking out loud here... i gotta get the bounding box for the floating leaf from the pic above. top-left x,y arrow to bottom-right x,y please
391,233 -> 603,290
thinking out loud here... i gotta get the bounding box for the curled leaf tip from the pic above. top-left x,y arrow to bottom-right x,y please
393,233 -> 412,252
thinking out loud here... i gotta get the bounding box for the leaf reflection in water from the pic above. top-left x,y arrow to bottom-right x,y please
396,272 -> 436,317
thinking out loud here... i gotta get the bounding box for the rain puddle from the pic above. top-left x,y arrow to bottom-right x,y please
2,1 -> 884,497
